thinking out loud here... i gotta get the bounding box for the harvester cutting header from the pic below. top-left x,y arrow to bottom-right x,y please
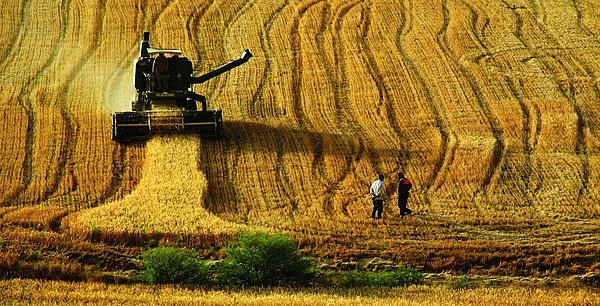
111,31 -> 252,141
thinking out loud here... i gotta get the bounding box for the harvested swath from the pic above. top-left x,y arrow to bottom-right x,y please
2,205 -> 69,230
64,135 -> 244,245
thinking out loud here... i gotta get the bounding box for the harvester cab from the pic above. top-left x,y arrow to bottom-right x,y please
111,31 -> 252,141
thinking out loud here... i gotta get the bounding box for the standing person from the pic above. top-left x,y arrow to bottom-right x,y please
397,172 -> 412,215
370,174 -> 385,219
153,53 -> 169,91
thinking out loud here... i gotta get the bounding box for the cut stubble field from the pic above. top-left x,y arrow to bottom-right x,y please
0,0 -> 599,302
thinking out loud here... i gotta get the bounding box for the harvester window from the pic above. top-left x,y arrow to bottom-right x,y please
153,53 -> 170,91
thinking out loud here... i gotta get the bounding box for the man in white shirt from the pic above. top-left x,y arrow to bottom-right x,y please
370,174 -> 385,219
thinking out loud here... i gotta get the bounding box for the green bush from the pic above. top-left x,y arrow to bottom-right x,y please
137,247 -> 209,285
451,275 -> 473,289
218,232 -> 317,286
90,224 -> 100,242
341,268 -> 424,287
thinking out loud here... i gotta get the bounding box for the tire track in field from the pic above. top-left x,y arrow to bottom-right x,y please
248,0 -> 288,118
186,0 -> 212,78
191,2 -> 245,217
438,0 -> 506,196
186,1 -> 239,215
410,0 -> 460,195
335,0 -> 378,172
290,0 -> 362,218
571,0 -> 597,38
504,1 -> 590,205
220,0 -> 268,219
147,0 -> 179,33
534,0 -> 600,197
197,0 -> 249,107
186,1 -> 211,71
54,0 -> 138,207
221,0 -> 252,77
186,0 -> 218,112
0,0 -> 26,69
274,131 -> 299,215
93,0 -> 166,207
290,0 -> 320,127
567,0 -> 600,168
359,1 -> 409,209
209,0 -> 254,218
464,1 -> 537,205
0,0 -> 29,76
1,0 -> 36,205
290,3 -> 325,175
529,0 -> 546,25
507,5 -> 543,149
324,0 -> 369,218
38,0 -> 77,203
359,2 -> 403,164
567,0 -> 600,120
397,0 -> 453,200
310,1 -> 333,180
289,0 -> 333,216
9,0 -> 72,204
259,1 -> 302,216
221,0 -> 254,117
507,4 -> 544,195
529,96 -> 544,195
529,0 -> 597,204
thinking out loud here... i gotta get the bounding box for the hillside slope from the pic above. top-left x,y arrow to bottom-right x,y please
1,0 -> 598,275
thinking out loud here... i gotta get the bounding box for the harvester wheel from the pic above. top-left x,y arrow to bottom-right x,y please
132,101 -> 144,112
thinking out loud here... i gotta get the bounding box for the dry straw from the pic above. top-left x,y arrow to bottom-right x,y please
65,135 -> 243,242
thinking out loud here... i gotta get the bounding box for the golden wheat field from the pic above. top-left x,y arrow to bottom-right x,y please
1,0 -> 600,296
0,279 -> 598,306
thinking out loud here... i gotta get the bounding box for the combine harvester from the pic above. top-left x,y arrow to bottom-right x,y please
111,31 -> 252,141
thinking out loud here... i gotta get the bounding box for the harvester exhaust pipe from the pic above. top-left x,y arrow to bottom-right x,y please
140,31 -> 150,58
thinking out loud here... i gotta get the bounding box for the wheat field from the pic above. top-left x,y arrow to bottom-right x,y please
1,279 -> 598,306
1,0 -> 599,279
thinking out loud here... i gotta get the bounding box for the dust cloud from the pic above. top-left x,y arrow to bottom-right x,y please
106,60 -> 137,113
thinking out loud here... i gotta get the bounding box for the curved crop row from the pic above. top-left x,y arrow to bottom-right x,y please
0,0 -> 598,264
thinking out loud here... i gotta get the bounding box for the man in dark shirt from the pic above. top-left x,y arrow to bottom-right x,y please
397,172 -> 412,216
153,53 -> 169,91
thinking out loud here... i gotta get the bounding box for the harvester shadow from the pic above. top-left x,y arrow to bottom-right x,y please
219,120 -> 403,157
199,120 -> 404,220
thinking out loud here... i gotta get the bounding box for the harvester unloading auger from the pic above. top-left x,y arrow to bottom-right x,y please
111,31 -> 252,141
